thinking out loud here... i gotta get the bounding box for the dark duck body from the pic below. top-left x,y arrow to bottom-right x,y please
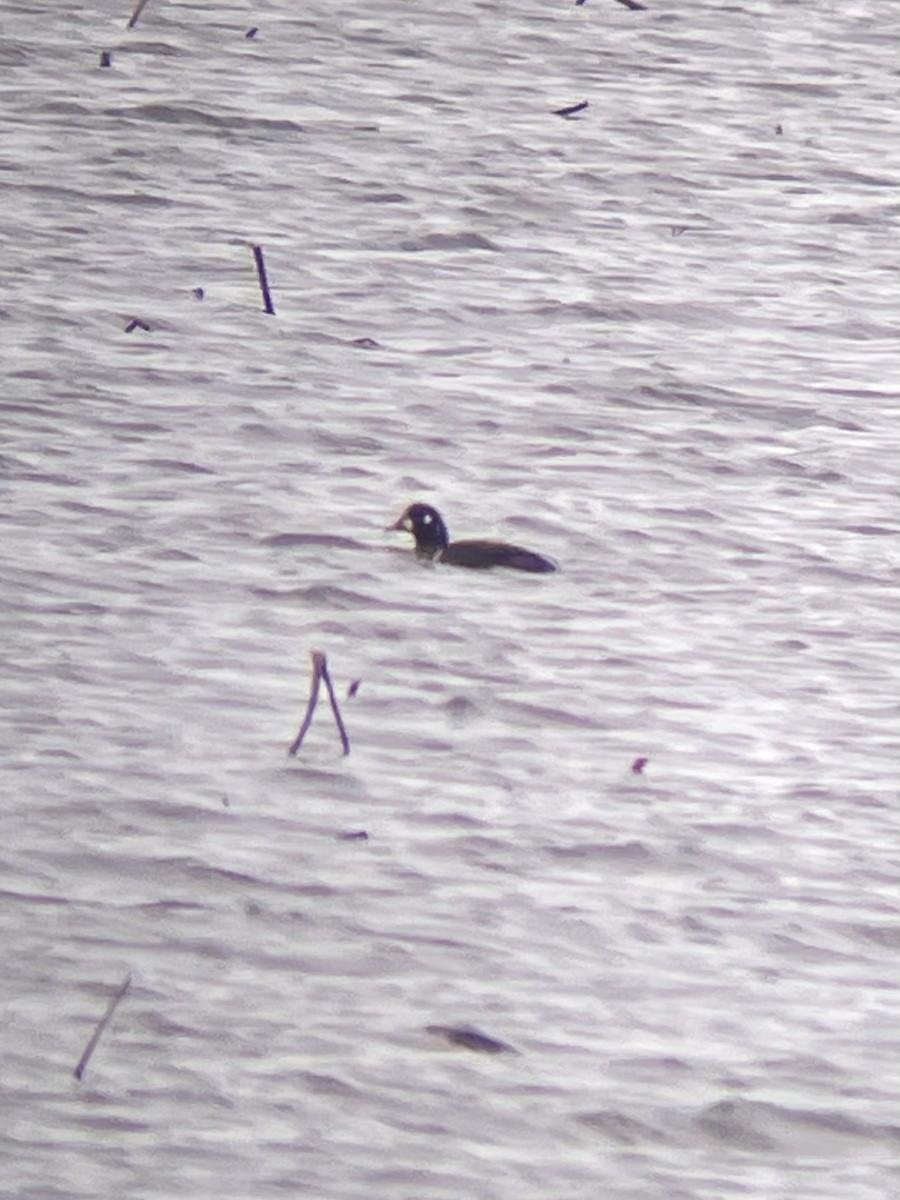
389,503 -> 557,573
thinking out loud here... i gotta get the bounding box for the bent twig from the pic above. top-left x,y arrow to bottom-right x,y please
288,651 -> 351,756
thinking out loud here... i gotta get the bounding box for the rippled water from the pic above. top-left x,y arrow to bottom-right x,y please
2,1 -> 898,1197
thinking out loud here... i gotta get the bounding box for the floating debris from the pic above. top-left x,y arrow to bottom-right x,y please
73,972 -> 132,1081
251,244 -> 276,315
554,100 -> 589,119
127,0 -> 152,30
288,650 -> 351,757
426,1025 -> 517,1055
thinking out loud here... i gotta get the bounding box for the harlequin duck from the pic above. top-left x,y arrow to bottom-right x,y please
389,503 -> 557,573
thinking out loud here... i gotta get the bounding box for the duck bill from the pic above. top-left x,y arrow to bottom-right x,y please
387,514 -> 408,531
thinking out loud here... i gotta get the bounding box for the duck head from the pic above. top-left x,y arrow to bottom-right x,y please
389,503 -> 450,558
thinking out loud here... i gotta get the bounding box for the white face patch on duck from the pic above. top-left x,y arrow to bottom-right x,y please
402,516 -> 413,530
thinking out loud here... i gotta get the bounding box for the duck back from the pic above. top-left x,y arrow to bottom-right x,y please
441,539 -> 557,573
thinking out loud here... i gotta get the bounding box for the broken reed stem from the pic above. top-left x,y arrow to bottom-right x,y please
127,0 -> 152,29
73,971 -> 132,1081
319,655 -> 352,756
287,652 -> 324,756
288,651 -> 351,757
251,245 -> 276,315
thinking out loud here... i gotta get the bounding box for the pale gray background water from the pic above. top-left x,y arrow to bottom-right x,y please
1,1 -> 898,1197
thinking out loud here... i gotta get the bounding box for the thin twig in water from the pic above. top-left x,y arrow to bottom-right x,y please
73,972 -> 132,1081
288,653 -> 324,756
288,651 -> 351,756
319,655 -> 351,756
251,245 -> 276,315
127,0 -> 152,29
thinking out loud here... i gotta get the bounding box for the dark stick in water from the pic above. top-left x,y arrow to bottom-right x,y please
73,972 -> 132,1081
554,100 -> 589,118
288,651 -> 351,756
288,653 -> 324,756
319,654 -> 351,756
127,0 -> 152,29
251,244 -> 276,315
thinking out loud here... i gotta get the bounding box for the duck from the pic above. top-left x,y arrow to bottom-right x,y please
389,502 -> 557,573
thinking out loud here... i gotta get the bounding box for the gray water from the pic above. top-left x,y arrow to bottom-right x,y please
1,1 -> 898,1197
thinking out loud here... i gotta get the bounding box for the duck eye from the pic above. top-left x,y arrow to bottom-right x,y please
422,512 -> 432,524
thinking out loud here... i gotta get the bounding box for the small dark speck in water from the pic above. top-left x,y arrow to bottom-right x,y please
245,27 -> 259,39
426,1025 -> 517,1054
337,830 -> 368,841
631,757 -> 649,775
347,680 -> 361,698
